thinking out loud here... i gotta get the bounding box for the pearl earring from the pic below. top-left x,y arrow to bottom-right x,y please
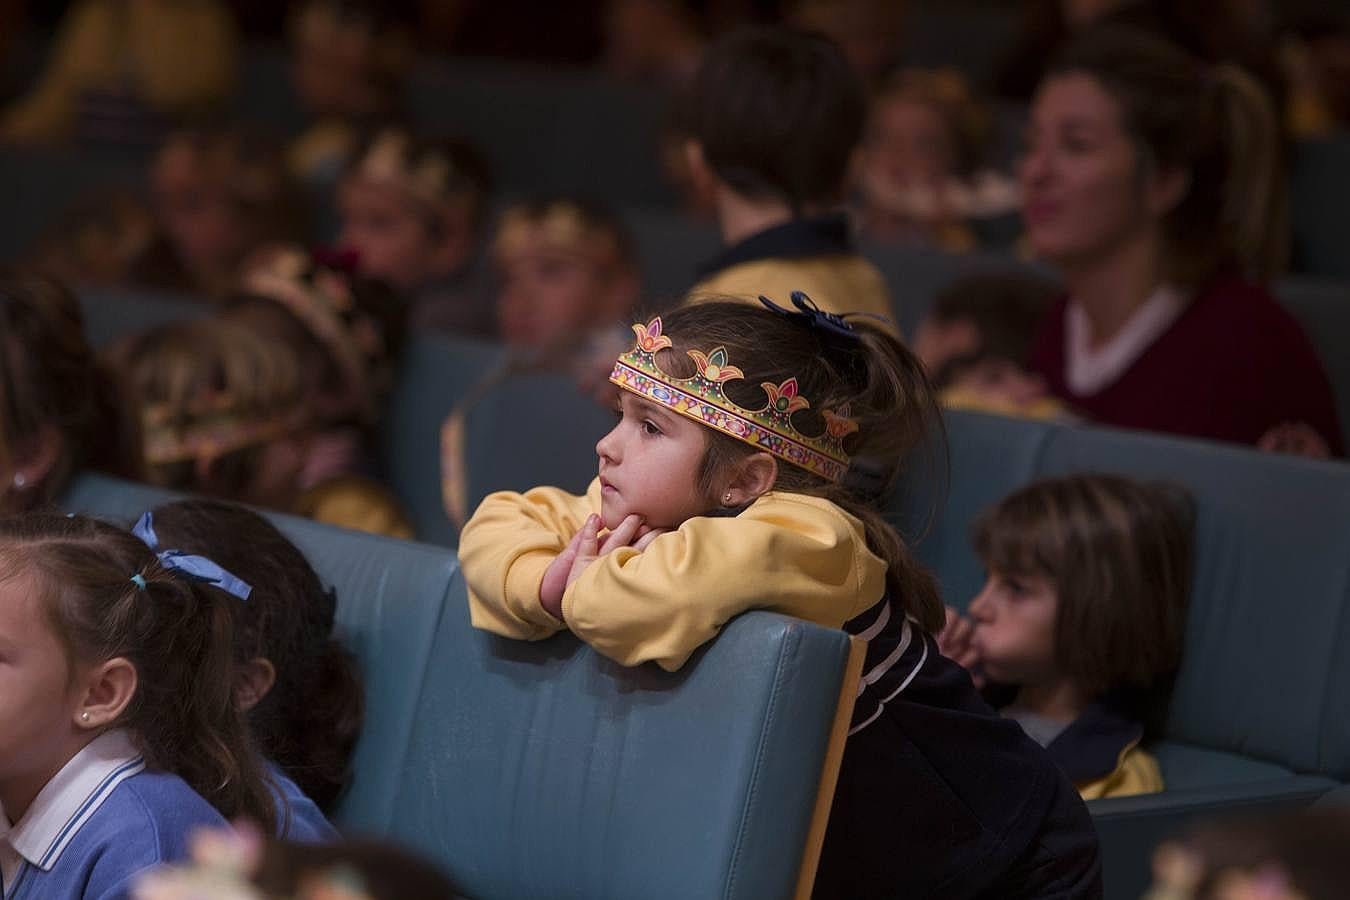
12,472 -> 26,489
723,491 -> 733,505
80,712 -> 90,723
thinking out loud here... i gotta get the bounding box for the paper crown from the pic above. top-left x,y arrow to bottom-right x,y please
240,248 -> 390,423
353,130 -> 458,211
141,395 -> 301,466
609,317 -> 858,482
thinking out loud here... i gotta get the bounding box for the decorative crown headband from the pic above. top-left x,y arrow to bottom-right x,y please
608,306 -> 860,482
240,247 -> 389,423
354,131 -> 458,212
141,395 -> 303,467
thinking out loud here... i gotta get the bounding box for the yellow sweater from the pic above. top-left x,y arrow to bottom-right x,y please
688,255 -> 901,339
459,478 -> 887,671
1078,745 -> 1164,800
0,0 -> 237,143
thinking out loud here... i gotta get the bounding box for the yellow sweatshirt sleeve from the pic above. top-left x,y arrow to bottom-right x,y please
1077,745 -> 1164,800
458,482 -> 598,641
561,492 -> 886,672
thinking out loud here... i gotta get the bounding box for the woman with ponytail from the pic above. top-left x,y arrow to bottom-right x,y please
0,513 -> 272,899
145,499 -> 364,838
1021,26 -> 1342,456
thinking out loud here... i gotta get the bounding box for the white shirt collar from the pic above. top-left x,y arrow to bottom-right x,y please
0,730 -> 145,888
1065,284 -> 1188,396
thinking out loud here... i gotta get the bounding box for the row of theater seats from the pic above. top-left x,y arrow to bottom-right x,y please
71,286 -> 1350,898
60,473 -> 857,900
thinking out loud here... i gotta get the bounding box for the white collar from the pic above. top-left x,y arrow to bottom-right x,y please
1065,284 -> 1188,396
0,730 -> 144,889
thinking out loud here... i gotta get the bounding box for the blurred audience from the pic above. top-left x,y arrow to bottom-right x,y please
287,0 -> 412,187
603,0 -> 706,88
1281,12 -> 1350,138
132,125 -> 305,298
337,127 -> 495,337
0,0 -> 237,147
226,246 -> 413,537
853,68 -> 1017,253
789,0 -> 906,87
915,271 -> 1066,420
1143,806 -> 1350,900
0,271 -> 140,511
1021,27 -> 1342,456
491,197 -> 639,350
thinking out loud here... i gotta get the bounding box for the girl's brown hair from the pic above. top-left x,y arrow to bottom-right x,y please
149,499 -> 364,812
653,300 -> 945,633
0,513 -> 277,831
110,319 -> 307,500
0,271 -> 141,508
971,474 -> 1194,697
1047,26 -> 1287,285
873,68 -> 991,178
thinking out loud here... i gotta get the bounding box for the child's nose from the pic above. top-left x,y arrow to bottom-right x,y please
596,426 -> 620,463
968,584 -> 994,621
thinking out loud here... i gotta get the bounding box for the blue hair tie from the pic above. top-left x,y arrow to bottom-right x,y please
130,574 -> 148,591
758,291 -> 891,340
131,511 -> 252,601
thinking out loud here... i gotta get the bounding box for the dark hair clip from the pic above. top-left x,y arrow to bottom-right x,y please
312,245 -> 362,275
758,292 -> 870,341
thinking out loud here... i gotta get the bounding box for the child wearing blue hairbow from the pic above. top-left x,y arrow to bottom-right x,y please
0,512 -> 276,900
459,297 -> 1102,899
140,500 -> 363,843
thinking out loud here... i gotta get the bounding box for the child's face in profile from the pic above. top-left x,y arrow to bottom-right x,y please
0,571 -> 86,799
495,227 -> 633,348
595,391 -> 712,530
338,179 -> 441,292
966,570 -> 1059,685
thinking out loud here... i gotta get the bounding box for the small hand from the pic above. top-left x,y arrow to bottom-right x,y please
935,605 -> 984,687
540,521 -> 589,619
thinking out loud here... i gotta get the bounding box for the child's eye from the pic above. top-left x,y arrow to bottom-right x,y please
641,419 -> 662,436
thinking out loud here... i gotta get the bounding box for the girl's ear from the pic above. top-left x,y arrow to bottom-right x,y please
235,657 -> 277,712
724,452 -> 778,507
12,424 -> 63,489
74,657 -> 138,730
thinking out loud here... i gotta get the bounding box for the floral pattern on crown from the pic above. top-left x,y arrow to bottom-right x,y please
609,317 -> 858,482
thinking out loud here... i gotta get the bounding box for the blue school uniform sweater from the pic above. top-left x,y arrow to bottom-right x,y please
0,730 -> 226,900
268,763 -> 339,843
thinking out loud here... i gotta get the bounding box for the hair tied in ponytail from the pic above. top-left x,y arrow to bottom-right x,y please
130,573 -> 148,591
758,291 -> 893,342
131,511 -> 253,601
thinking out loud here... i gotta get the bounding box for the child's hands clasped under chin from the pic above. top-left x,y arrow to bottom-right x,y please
539,514 -> 669,619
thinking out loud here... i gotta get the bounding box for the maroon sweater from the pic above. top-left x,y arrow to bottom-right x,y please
1030,277 -> 1344,456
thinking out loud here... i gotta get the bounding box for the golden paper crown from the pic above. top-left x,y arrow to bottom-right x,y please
609,317 -> 858,482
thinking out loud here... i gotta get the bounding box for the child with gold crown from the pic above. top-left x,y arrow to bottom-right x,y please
458,294 -> 1103,898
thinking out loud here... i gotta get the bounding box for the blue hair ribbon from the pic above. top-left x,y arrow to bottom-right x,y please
757,291 -> 890,340
131,511 -> 252,601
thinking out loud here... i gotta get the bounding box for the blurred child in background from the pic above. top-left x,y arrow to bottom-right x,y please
288,0 -> 411,187
681,27 -> 897,332
338,127 -> 495,337
227,247 -> 413,537
492,197 -> 640,351
941,474 -> 1193,799
853,69 -> 1018,253
914,270 -> 1067,420
134,126 -> 305,299
1,271 -> 140,512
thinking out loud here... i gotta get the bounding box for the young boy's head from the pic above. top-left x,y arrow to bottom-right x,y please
968,474 -> 1194,697
682,26 -> 866,212
338,128 -> 492,294
289,0 -> 410,122
915,271 -> 1059,389
492,198 -> 639,348
149,126 -> 303,292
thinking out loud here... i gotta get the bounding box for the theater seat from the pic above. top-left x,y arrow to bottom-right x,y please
60,472 -> 862,899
